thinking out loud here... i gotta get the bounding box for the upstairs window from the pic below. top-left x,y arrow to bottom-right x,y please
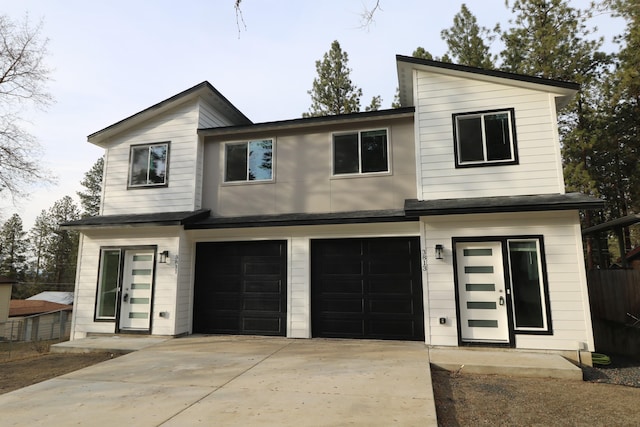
333,129 -> 389,175
225,139 -> 273,182
129,143 -> 169,188
453,109 -> 517,167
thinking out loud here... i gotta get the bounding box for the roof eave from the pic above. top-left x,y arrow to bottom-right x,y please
396,55 -> 579,108
88,82 -> 251,147
198,107 -> 415,138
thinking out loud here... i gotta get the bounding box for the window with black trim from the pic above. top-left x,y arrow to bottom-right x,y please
333,129 -> 389,175
453,109 -> 517,167
129,142 -> 169,187
507,238 -> 551,333
224,139 -> 273,182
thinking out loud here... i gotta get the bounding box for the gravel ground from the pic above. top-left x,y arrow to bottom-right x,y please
583,353 -> 640,387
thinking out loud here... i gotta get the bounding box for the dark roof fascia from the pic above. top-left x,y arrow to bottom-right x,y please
185,209 -> 416,230
582,213 -> 640,235
198,107 -> 415,137
0,276 -> 17,284
405,193 -> 604,217
396,55 -> 580,91
88,82 -> 251,142
60,209 -> 211,230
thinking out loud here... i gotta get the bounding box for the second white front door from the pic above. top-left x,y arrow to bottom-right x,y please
456,242 -> 510,344
118,250 -> 154,331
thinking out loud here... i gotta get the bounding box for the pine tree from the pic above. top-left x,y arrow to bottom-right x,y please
27,209 -> 53,291
499,0 -> 610,268
303,40 -> 364,117
500,0 -> 604,82
440,4 -> 496,69
0,213 -> 28,282
608,0 -> 640,217
42,196 -> 80,289
77,156 -> 104,217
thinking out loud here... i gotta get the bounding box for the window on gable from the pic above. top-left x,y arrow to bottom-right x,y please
453,109 -> 517,167
224,139 -> 273,182
129,143 -> 169,187
333,129 -> 389,175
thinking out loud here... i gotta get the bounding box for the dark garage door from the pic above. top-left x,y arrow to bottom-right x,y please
312,237 -> 424,341
193,241 -> 287,336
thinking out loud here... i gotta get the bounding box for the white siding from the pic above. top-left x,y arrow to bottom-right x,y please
197,99 -> 238,129
71,228 -> 181,339
415,71 -> 565,200
100,100 -> 200,215
422,211 -> 594,351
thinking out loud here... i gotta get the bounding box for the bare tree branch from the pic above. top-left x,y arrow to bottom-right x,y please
360,0 -> 383,29
0,14 -> 53,202
234,0 -> 246,38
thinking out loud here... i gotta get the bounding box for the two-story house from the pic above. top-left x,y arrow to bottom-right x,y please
63,56 -> 602,360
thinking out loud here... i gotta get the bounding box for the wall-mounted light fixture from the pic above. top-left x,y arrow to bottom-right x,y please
159,250 -> 169,264
435,244 -> 444,260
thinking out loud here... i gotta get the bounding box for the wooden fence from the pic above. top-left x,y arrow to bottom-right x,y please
587,270 -> 640,324
587,270 -> 640,357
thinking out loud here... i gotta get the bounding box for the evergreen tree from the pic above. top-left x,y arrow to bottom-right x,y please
41,196 -> 80,289
304,40 -> 367,117
365,95 -> 382,112
0,214 -> 28,283
499,0 -> 610,268
500,0 -> 605,82
411,47 -> 452,63
77,156 -> 104,217
607,0 -> 640,218
440,3 -> 496,69
27,209 -> 53,292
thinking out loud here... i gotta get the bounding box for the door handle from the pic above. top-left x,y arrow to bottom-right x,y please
499,296 -> 505,306
123,293 -> 129,303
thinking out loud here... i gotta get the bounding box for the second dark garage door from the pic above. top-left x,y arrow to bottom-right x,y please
193,240 -> 287,336
311,237 -> 424,341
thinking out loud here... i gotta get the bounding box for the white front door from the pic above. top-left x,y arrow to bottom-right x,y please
118,250 -> 154,331
456,242 -> 510,344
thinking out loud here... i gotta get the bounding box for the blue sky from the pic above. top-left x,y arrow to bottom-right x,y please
0,1 -> 622,228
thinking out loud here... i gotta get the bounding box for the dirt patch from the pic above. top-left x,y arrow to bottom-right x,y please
432,355 -> 640,426
0,352 -> 117,395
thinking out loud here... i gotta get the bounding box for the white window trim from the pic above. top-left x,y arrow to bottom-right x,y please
331,127 -> 391,177
128,142 -> 170,188
222,138 -> 276,184
454,109 -> 517,167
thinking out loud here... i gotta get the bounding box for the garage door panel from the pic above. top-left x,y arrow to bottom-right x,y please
369,278 -> 415,294
369,260 -> 413,274
312,237 -> 424,341
244,280 -> 283,294
322,259 -> 363,275
369,319 -> 418,336
193,241 -> 287,336
211,295 -> 242,310
243,317 -> 282,333
320,298 -> 363,313
317,318 -> 365,336
319,279 -> 364,294
369,299 -> 414,314
243,297 -> 283,312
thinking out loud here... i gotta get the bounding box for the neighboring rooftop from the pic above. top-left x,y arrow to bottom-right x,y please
27,291 -> 75,306
9,300 -> 73,317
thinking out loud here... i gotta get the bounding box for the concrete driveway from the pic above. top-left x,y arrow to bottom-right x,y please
0,336 -> 436,426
